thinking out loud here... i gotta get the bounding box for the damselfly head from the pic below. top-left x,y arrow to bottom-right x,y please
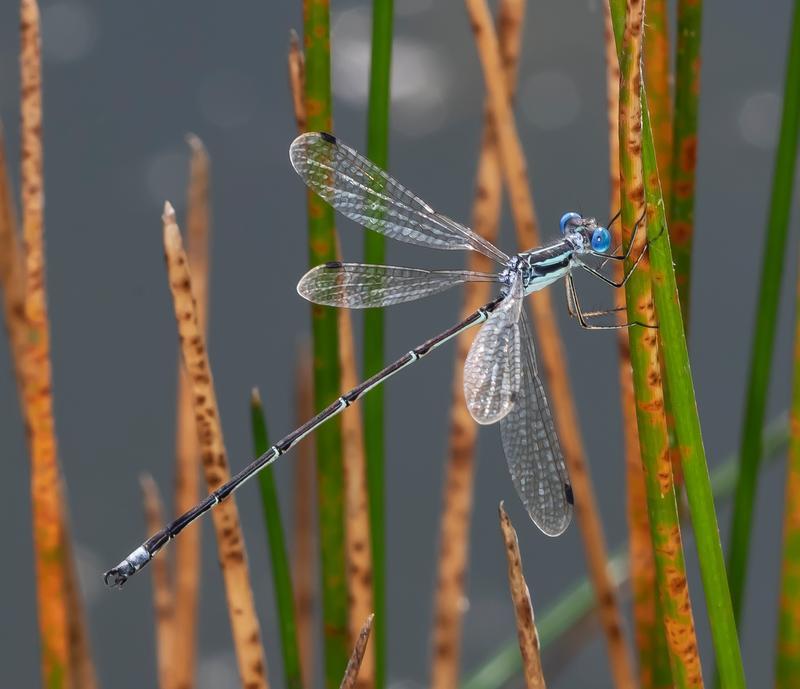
559,211 -> 582,235
560,212 -> 611,254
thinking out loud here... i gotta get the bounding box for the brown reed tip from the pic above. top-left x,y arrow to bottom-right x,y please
163,200 -> 177,222
185,132 -> 207,155
498,502 -> 546,689
339,614 -> 375,689
251,386 -> 261,404
162,209 -> 269,688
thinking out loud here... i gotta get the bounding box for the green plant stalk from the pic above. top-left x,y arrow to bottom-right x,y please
727,0 -> 800,629
643,0 -> 672,207
668,0 -> 704,324
303,1 -> 349,685
363,2 -> 393,687
617,4 -> 700,685
639,7 -> 675,686
610,1 -> 746,683
462,414 -> 789,689
250,391 -> 304,689
776,253 -> 800,687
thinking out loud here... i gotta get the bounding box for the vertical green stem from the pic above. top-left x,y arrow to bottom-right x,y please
617,2 -> 700,685
304,1 -> 349,684
726,0 -> 800,629
776,250 -> 800,688
250,390 -> 304,689
363,2 -> 393,687
609,1 -> 746,686
668,0 -> 704,323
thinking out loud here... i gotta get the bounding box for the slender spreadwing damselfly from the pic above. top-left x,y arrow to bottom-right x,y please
105,131 -> 651,587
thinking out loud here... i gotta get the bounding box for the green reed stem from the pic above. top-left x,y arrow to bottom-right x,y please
250,390 -> 303,689
610,1 -> 746,685
303,1 -> 349,684
639,6 -> 676,686
668,0 -> 704,323
462,414 -> 789,689
616,3 -> 699,685
363,2 -> 393,687
727,0 -> 800,631
776,252 -> 800,687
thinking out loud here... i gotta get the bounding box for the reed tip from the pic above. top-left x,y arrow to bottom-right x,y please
185,132 -> 206,154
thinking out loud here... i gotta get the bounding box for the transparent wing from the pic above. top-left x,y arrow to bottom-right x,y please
463,275 -> 523,425
290,132 -> 510,264
297,262 -> 500,309
500,311 -> 572,536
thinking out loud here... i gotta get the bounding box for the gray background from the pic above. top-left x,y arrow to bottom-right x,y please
1,1 -> 798,687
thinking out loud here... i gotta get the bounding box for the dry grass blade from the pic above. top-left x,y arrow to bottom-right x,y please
430,1 -> 524,686
339,615 -> 375,689
62,527 -> 99,689
498,504 -> 546,689
293,347 -> 316,684
339,305 -> 375,688
288,30 -> 306,133
19,1 -> 72,685
141,474 -> 175,689
162,204 -> 269,689
463,1 -> 636,686
171,133 -> 211,689
3,116 -> 97,689
0,122 -> 25,372
287,41 -> 316,682
603,5 -> 669,687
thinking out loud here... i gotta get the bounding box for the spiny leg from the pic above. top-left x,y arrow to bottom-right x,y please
579,234 -> 649,288
565,274 -> 655,330
592,205 -> 648,264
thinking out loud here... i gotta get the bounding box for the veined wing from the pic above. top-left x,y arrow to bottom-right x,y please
297,262 -> 500,309
463,274 -> 523,425
290,132 -> 510,264
500,311 -> 572,536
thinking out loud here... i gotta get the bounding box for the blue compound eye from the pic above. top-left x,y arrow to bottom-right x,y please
591,227 -> 611,253
559,211 -> 581,235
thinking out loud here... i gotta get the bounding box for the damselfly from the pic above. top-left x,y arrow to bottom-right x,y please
105,132 -> 649,587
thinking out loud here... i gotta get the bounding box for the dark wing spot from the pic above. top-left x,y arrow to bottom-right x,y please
323,261 -> 342,269
320,131 -> 337,144
564,483 -> 574,505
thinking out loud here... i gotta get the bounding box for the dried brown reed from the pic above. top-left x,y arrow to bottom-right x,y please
141,474 -> 176,689
3,65 -> 96,689
339,615 -> 375,689
18,1 -> 72,684
162,204 -> 269,689
498,503 -> 546,689
0,123 -> 25,374
293,348 -> 317,684
430,1 -> 524,686
463,0 -> 636,686
339,302 -> 375,687
171,133 -> 211,689
62,527 -> 99,689
288,30 -> 307,133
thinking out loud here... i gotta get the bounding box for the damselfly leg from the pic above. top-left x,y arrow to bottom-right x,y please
564,274 -> 655,330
